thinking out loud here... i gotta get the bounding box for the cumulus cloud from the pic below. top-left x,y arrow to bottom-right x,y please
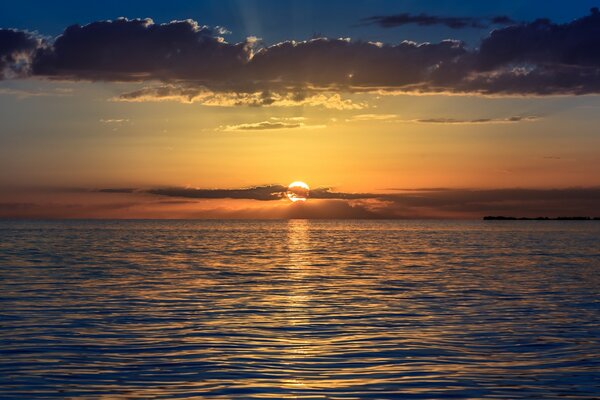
362,13 -> 516,30
460,8 -> 600,95
1,9 -> 600,97
32,18 -> 252,81
248,37 -> 467,88
0,29 -> 42,79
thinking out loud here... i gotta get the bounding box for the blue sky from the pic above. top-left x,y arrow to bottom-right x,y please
2,0 -> 599,45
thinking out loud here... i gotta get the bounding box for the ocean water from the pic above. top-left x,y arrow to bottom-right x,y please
0,219 -> 599,399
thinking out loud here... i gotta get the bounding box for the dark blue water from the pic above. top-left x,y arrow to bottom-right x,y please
1,220 -> 599,399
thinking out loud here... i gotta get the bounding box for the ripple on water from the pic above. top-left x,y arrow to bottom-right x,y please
0,220 -> 599,398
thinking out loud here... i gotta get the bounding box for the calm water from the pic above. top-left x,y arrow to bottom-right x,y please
1,220 -> 599,399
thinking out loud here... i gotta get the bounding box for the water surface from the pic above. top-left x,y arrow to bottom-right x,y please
1,220 -> 599,398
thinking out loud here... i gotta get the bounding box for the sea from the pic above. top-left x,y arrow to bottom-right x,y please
1,220 -> 599,399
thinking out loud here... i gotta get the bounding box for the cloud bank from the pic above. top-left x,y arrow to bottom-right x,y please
1,9 -> 600,99
4,186 -> 598,219
90,185 -> 600,219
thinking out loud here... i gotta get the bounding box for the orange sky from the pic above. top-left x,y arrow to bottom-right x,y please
1,6 -> 600,218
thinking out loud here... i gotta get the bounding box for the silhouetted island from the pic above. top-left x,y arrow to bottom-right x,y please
483,216 -> 600,220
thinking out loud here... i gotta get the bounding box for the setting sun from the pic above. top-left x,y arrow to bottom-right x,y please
1,2 -> 599,399
286,181 -> 310,202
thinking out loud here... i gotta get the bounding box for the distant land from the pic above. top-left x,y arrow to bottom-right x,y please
483,216 -> 600,220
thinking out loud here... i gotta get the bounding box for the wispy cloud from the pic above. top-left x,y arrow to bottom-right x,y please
361,13 -> 516,30
345,114 -> 540,124
222,121 -> 303,131
99,118 -> 129,124
412,115 -> 540,124
0,87 -> 73,98
115,85 -> 366,109
346,114 -> 398,121
220,117 -> 325,132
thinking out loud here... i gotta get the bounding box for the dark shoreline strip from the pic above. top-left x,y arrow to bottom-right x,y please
483,216 -> 600,220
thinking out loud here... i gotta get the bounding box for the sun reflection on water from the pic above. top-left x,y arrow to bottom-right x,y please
1,220 -> 599,398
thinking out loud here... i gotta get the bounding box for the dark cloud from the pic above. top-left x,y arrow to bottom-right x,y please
414,116 -> 539,124
247,37 -> 466,88
32,18 -> 252,81
362,13 -> 515,30
478,9 -> 600,70
375,187 -> 600,218
140,185 -> 379,201
4,187 -> 599,219
0,201 -> 140,219
147,185 -> 288,201
97,185 -> 600,218
0,29 -> 41,79
309,187 -> 379,200
490,16 -> 516,25
283,200 -> 380,219
461,8 -> 600,95
2,9 -> 600,96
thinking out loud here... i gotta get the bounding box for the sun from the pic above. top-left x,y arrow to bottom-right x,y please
286,181 -> 310,202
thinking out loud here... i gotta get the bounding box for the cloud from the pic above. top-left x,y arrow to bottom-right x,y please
461,8 -> 600,95
344,114 -> 540,124
0,29 -> 42,79
115,84 -> 365,109
247,37 -> 467,88
96,188 -> 136,193
379,187 -> 600,218
478,9 -> 600,70
32,18 -> 252,81
6,186 -> 600,219
222,121 -> 302,131
99,118 -> 129,123
412,115 -> 539,124
113,84 -> 367,110
147,185 -> 288,201
87,185 -> 600,218
1,10 -> 600,97
220,119 -> 325,131
0,86 -> 72,98
138,185 -> 380,202
347,113 -> 398,121
362,13 -> 516,30
283,200 -> 380,219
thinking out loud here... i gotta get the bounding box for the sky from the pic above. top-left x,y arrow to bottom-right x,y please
1,0 -> 599,218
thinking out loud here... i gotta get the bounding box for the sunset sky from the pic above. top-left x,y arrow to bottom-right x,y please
1,0 -> 600,218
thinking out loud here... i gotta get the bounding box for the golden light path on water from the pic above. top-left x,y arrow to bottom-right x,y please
0,220 -> 599,398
